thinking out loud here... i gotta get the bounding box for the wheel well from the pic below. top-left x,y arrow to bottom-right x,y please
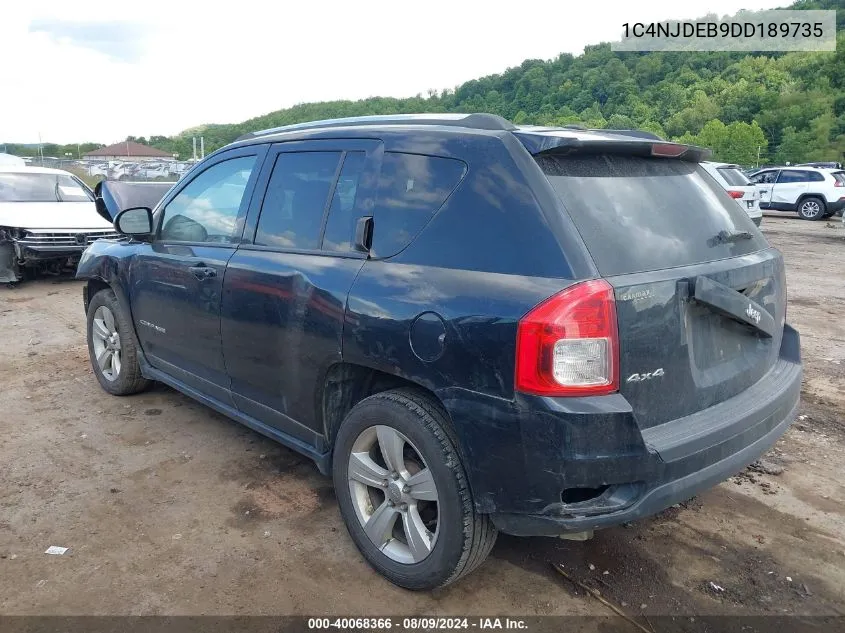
321,364 -> 448,449
84,278 -> 111,311
797,193 -> 825,207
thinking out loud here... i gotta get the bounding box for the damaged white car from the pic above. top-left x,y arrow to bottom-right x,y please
0,166 -> 118,284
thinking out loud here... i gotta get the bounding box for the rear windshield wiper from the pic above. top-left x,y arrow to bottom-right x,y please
707,230 -> 753,247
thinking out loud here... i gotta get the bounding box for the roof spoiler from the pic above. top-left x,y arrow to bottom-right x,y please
515,131 -> 710,162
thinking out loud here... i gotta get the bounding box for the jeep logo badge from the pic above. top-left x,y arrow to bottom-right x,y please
745,304 -> 761,324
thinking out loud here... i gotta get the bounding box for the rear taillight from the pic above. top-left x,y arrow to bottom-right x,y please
515,280 -> 619,397
834,180 -> 844,188
727,190 -> 744,199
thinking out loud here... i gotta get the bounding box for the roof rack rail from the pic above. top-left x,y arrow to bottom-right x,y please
237,113 -> 516,141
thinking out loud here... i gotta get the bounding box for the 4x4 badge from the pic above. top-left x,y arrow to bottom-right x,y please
627,368 -> 665,383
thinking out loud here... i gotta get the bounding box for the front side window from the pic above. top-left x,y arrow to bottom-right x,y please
752,171 -> 777,184
0,172 -> 92,202
254,152 -> 341,250
160,155 -> 256,243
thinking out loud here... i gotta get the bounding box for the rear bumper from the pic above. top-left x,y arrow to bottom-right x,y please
492,396 -> 796,535
446,325 -> 801,537
827,198 -> 845,213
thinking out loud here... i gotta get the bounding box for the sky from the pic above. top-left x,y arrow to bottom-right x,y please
0,0 -> 787,144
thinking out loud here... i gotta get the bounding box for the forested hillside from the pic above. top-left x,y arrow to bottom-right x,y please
9,0 -> 844,166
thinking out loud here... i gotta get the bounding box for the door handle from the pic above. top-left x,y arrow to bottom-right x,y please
353,216 -> 373,253
189,265 -> 217,280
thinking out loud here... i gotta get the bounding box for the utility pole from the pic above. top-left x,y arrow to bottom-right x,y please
200,136 -> 205,159
192,136 -> 197,161
756,145 -> 761,168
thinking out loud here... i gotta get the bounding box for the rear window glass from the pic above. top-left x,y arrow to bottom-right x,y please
537,155 -> 768,276
833,171 -> 845,185
716,167 -> 750,187
372,152 -> 466,258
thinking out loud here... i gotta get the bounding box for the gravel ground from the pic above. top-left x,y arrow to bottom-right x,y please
0,216 -> 843,617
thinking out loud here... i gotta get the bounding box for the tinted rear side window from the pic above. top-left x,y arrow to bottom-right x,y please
807,171 -> 825,182
322,152 -> 367,252
372,152 -> 466,258
716,167 -> 750,187
778,170 -> 809,183
255,152 -> 341,250
537,155 -> 767,276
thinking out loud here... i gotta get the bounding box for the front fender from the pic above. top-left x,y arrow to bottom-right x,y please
76,239 -> 149,369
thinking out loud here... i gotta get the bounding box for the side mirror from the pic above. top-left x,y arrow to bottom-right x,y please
114,207 -> 153,238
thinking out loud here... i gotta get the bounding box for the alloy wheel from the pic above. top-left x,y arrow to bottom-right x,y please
347,425 -> 439,564
91,305 -> 122,381
800,200 -> 820,218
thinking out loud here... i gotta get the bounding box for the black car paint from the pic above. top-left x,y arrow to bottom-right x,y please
77,120 -> 801,535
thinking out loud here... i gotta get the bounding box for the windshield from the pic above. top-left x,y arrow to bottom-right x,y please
538,154 -> 767,276
0,172 -> 93,203
716,166 -> 751,187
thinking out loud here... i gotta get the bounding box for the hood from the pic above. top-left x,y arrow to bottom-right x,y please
0,201 -> 115,230
94,180 -> 173,222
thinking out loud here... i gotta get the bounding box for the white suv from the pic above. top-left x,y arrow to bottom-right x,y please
748,166 -> 845,220
701,162 -> 762,226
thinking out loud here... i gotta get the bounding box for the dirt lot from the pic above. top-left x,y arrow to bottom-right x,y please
0,217 -> 843,618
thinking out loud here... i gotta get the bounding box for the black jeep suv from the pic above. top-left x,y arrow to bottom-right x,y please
77,113 -> 801,590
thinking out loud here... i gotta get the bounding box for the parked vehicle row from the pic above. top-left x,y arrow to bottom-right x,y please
74,113 -> 801,590
86,160 -> 192,182
746,165 -> 845,220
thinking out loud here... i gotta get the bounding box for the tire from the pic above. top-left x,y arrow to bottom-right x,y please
797,196 -> 826,220
332,388 -> 497,590
86,288 -> 150,395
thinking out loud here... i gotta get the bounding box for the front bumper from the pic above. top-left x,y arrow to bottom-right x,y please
445,325 -> 801,537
